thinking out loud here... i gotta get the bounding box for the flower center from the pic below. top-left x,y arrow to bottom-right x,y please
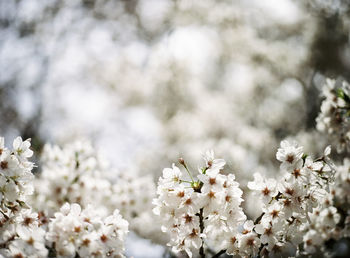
209,177 -> 216,185
246,238 -> 255,246
189,228 -> 198,238
285,188 -> 294,196
292,169 -> 301,178
208,191 -> 215,199
286,155 -> 294,164
185,198 -> 192,205
27,237 -> 34,245
262,187 -> 270,196
100,234 -> 108,243
82,238 -> 90,246
0,161 -> 8,170
270,210 -> 279,218
177,191 -> 185,198
184,214 -> 192,223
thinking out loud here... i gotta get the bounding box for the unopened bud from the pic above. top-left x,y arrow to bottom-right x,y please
192,181 -> 201,192
179,158 -> 185,165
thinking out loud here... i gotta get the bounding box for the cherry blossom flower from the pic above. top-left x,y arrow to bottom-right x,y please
154,151 -> 246,257
276,140 -> 303,171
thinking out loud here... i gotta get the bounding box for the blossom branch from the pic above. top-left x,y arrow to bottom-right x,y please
212,249 -> 225,258
199,208 -> 205,258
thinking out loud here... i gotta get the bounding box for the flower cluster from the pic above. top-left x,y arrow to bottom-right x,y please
247,140 -> 336,256
154,140 -> 342,257
0,212 -> 48,258
111,173 -> 165,244
1,137 -> 130,258
332,158 -> 350,237
0,137 -> 48,257
2,1 -> 350,255
301,157 -> 350,255
31,140 -> 161,243
0,137 -> 34,213
316,78 -> 350,152
46,203 -> 128,257
31,140 -> 112,217
153,151 -> 247,257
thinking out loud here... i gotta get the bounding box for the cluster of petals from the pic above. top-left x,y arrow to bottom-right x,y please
316,78 -> 350,152
247,140 -> 338,256
0,137 -> 47,258
303,157 -> 350,254
46,203 -> 128,258
1,137 -> 130,258
111,173 -> 163,243
153,150 -> 247,257
31,140 -> 158,242
0,137 -> 34,213
31,141 -> 112,217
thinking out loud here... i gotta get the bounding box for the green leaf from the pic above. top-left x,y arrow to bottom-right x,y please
337,88 -> 350,103
337,88 -> 345,99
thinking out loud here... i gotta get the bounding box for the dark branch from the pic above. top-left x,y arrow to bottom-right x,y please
212,249 -> 226,258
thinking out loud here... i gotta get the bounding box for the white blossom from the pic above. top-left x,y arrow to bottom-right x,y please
154,151 -> 247,257
47,203 -> 128,258
316,78 -> 350,152
276,140 -> 303,171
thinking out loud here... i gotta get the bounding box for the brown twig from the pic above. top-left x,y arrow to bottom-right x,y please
199,208 -> 205,258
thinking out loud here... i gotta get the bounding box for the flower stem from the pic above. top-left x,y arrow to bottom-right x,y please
180,180 -> 193,184
199,208 -> 205,258
179,159 -> 195,182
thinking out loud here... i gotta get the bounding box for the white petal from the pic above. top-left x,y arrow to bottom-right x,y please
13,136 -> 22,149
324,145 -> 331,156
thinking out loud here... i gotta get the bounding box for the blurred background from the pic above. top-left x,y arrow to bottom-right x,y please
1,0 -> 350,256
